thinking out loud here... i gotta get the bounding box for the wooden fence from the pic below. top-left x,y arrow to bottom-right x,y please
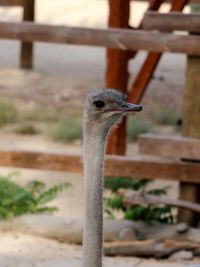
1,149 -> 200,183
0,2 -> 200,185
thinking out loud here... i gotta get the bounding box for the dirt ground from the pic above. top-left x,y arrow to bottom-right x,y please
1,232 -> 199,267
0,1 -> 198,267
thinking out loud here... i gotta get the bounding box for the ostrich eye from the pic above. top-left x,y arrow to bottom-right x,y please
94,100 -> 105,108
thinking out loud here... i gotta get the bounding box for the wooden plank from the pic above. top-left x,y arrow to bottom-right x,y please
143,12 -> 200,33
128,0 -> 189,103
20,0 -> 35,69
179,6 -> 200,225
183,58 -> 200,139
139,134 -> 200,161
106,0 -> 130,155
104,239 -> 200,257
0,0 -> 22,6
0,21 -> 200,55
0,149 -> 200,183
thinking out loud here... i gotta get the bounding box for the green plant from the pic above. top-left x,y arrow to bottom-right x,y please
105,177 -> 149,192
127,116 -> 152,141
0,172 -> 71,220
0,100 -> 17,127
104,176 -> 174,224
49,116 -> 82,142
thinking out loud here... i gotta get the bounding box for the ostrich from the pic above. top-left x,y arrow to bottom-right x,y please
83,88 -> 142,267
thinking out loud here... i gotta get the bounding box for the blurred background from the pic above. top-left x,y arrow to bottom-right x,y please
0,1 -> 199,266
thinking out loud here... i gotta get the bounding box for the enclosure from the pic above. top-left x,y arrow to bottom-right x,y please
0,0 -> 200,266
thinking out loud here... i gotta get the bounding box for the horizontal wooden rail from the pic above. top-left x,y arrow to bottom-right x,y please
0,0 -> 22,6
0,21 -> 200,55
0,149 -> 200,183
143,12 -> 200,33
139,134 -> 200,161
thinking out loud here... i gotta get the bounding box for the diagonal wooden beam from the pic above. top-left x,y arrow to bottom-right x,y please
128,0 -> 189,103
144,0 -> 165,13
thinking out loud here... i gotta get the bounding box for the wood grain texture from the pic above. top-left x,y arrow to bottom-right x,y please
0,0 -> 22,5
104,239 -> 200,257
179,24 -> 200,225
20,0 -> 35,69
0,149 -> 200,183
118,188 -> 200,213
0,22 -> 200,55
143,12 -> 200,33
128,0 -> 189,103
106,0 -> 130,155
139,134 -> 200,161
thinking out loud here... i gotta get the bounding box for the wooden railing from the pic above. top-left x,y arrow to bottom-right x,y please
0,148 -> 200,183
0,21 -> 200,55
143,12 -> 200,33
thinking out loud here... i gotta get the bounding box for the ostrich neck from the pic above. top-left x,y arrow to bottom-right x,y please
83,122 -> 109,267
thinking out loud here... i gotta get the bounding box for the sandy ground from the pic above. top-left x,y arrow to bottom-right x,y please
0,232 -> 200,267
0,1 -> 197,266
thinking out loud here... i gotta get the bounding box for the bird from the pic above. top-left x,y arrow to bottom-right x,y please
82,88 -> 142,267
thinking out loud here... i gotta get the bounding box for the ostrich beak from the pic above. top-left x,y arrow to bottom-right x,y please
122,103 -> 143,112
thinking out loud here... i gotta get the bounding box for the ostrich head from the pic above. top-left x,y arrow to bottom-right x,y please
84,88 -> 142,132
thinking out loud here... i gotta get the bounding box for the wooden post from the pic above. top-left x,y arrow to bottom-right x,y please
106,0 -> 130,155
20,0 -> 34,69
178,4 -> 200,226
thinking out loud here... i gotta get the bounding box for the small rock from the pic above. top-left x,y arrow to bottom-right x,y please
176,223 -> 189,233
169,250 -> 193,261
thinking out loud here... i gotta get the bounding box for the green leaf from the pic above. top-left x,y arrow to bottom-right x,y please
0,172 -> 71,220
26,180 -> 46,195
104,208 -> 115,219
34,206 -> 59,213
104,177 -> 150,192
37,182 -> 71,205
104,176 -> 175,224
147,186 -> 171,196
106,196 -> 124,210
